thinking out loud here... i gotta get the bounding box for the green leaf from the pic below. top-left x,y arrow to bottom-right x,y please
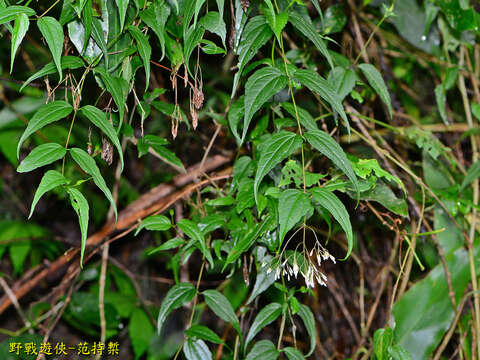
186,325 -> 224,344
304,130 -> 359,195
129,308 -> 154,360
69,147 -> 117,220
294,69 -> 348,130
91,17 -> 109,68
461,160 -> 480,191
10,13 -> 29,73
20,56 -> 84,92
115,0 -> 129,30
246,340 -> 279,360
148,237 -> 185,254
140,2 -> 169,60
283,347 -> 305,360
224,216 -> 273,267
392,247 -> 478,357
232,16 -> 273,96
178,219 -> 214,267
280,102 -> 318,131
262,0 -> 288,43
37,17 -> 64,81
246,258 -> 276,304
17,100 -> 73,158
17,143 -> 66,173
288,11 -> 333,69
243,66 -> 288,144
29,170 -> 69,219
358,63 -> 392,118
200,11 -> 226,47
297,304 -> 316,357
79,105 -> 124,171
322,4 -> 347,34
245,303 -> 282,347
0,6 -> 35,25
99,72 -> 130,128
184,25 -> 205,73
66,187 -> 89,266
157,282 -> 196,334
183,0 -> 206,37
254,131 -> 303,202
373,327 -> 393,360
328,67 -> 357,101
203,290 -> 241,335
310,187 -> 353,260
183,339 -> 212,360
278,189 -> 312,245
128,25 -> 152,91
134,215 -> 171,235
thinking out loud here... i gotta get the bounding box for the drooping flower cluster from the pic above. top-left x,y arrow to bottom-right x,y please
263,235 -> 336,289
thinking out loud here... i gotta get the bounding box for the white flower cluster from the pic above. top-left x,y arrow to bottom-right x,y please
263,244 -> 336,289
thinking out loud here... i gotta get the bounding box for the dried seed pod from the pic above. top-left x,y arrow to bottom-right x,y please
184,64 -> 188,88
241,0 -> 250,12
101,138 -> 113,165
193,87 -> 204,110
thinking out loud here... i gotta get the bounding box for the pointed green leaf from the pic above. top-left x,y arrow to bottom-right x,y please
91,17 -> 108,68
297,304 -> 316,356
29,170 -> 69,219
461,160 -> 480,191
254,131 -> 303,202
310,187 -> 353,260
17,143 -> 66,173
157,282 -> 196,334
134,215 -> 171,235
17,100 -> 73,158
178,219 -> 214,267
304,129 -> 358,195
69,147 -> 117,220
0,6 -> 35,25
20,56 -> 84,92
184,339 -> 212,360
246,258 -> 276,304
203,290 -> 241,335
79,105 -> 124,171
100,72 -> 129,127
115,0 -> 129,30
199,12 -> 226,47
128,26 -> 152,91
224,216 -> 273,268
283,347 -> 305,360
183,0 -> 206,37
243,66 -> 288,144
149,144 -> 185,171
262,0 -> 287,43
66,187 -> 89,266
358,63 -> 392,118
245,303 -> 282,347
232,16 -> 273,96
37,17 -> 64,81
184,25 -> 205,73
129,308 -> 154,360
10,13 -> 29,73
278,189 -> 312,245
294,69 -> 348,131
434,84 -> 447,125
185,325 -> 224,344
140,2 -> 169,60
281,102 -> 318,131
246,340 -> 279,360
288,11 -> 333,69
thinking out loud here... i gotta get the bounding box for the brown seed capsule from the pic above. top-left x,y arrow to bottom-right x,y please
101,138 -> 113,165
193,87 -> 204,110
